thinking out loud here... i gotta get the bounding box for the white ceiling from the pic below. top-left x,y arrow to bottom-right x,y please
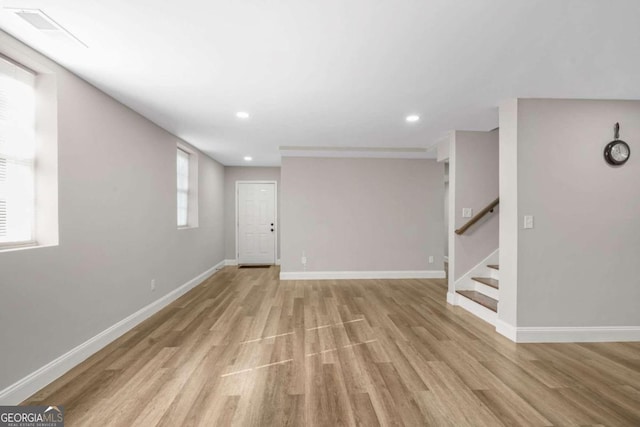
1,0 -> 640,166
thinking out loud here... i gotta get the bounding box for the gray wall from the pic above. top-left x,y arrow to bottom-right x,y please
223,166 -> 281,260
0,33 -> 225,391
506,99 -> 640,327
452,130 -> 499,280
281,157 -> 444,272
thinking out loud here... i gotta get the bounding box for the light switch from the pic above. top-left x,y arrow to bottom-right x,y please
462,208 -> 473,218
524,215 -> 534,229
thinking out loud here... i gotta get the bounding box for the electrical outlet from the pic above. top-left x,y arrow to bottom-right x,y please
428,256 -> 434,264
462,208 -> 473,218
301,256 -> 307,265
151,279 -> 156,292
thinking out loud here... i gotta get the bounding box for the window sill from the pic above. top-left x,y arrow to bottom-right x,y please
177,225 -> 199,231
0,241 -> 57,254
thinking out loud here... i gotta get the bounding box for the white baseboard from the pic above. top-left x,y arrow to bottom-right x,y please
446,291 -> 457,306
279,270 -> 446,280
226,259 -> 281,266
513,326 -> 640,343
495,320 -> 640,343
0,259 -> 226,405
495,319 -> 517,341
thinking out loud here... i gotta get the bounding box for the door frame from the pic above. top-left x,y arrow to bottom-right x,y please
235,180 -> 278,265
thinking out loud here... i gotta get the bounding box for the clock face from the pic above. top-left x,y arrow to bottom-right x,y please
605,140 -> 631,165
611,142 -> 630,162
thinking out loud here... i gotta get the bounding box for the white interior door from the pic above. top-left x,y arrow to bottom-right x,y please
237,182 -> 276,265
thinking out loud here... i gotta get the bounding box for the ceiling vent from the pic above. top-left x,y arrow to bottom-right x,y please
6,8 -> 88,47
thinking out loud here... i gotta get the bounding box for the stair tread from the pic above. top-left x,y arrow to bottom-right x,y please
472,277 -> 499,289
456,290 -> 498,312
487,264 -> 499,270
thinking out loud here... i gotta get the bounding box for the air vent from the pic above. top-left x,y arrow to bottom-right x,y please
14,10 -> 58,30
6,8 -> 88,47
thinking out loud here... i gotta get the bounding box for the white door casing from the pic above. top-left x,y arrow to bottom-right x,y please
236,181 -> 277,264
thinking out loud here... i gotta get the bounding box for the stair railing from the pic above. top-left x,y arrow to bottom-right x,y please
455,197 -> 499,235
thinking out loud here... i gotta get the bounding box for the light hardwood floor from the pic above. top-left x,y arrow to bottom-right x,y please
24,266 -> 640,426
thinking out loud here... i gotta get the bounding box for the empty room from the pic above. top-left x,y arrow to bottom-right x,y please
1,1 -> 639,426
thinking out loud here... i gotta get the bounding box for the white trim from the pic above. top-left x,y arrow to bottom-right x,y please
279,270 -> 446,280
225,258 -> 279,267
495,319 -> 517,341
0,260 -> 226,405
235,181 -> 278,266
473,281 -> 499,300
446,291 -> 457,305
0,240 -> 37,251
495,320 -> 640,343
488,265 -> 499,280
447,133 -> 456,297
453,248 -> 499,291
0,241 -> 42,253
455,292 -> 497,325
506,325 -> 640,343
279,146 -> 435,160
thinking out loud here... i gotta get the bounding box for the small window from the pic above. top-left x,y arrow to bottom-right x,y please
176,147 -> 190,227
176,144 -> 198,228
0,57 -> 36,247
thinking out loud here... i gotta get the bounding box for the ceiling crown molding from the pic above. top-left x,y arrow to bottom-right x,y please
279,146 -> 436,160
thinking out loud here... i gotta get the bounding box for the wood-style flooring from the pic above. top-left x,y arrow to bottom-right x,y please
24,266 -> 640,426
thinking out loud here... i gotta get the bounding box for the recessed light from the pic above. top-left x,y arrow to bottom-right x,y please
406,115 -> 420,123
236,111 -> 250,119
244,156 -> 253,161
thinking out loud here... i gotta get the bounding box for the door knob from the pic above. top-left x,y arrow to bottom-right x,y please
271,228 -> 274,232
270,223 -> 274,226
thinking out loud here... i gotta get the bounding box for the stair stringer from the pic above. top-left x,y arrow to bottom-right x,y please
451,249 -> 500,326
454,249 -> 499,292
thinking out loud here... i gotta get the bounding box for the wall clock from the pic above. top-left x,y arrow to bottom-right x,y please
604,122 -> 630,166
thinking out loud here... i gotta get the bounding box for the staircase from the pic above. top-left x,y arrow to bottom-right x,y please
451,196 -> 500,325
453,251 -> 499,325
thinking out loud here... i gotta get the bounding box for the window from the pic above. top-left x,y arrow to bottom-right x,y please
0,57 -> 36,247
176,143 -> 199,228
176,147 -> 190,227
